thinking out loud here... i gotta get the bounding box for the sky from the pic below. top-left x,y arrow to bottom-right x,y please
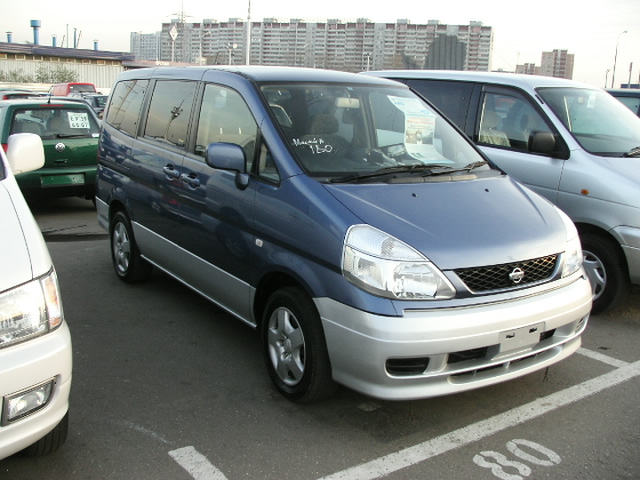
2,0 -> 639,88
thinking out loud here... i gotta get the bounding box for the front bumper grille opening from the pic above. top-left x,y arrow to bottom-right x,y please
455,254 -> 558,292
447,347 -> 489,365
386,357 -> 430,376
540,329 -> 556,342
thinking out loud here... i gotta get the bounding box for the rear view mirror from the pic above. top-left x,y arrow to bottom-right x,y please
335,97 -> 360,109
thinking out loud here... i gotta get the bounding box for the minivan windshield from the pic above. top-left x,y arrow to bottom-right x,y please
538,87 -> 640,157
261,83 -> 485,179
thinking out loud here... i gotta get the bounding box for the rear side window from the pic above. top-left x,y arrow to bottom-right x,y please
143,80 -> 197,150
106,80 -> 148,137
406,79 -> 474,128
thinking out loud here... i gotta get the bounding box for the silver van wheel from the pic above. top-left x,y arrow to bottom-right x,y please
582,250 -> 606,301
581,233 -> 630,314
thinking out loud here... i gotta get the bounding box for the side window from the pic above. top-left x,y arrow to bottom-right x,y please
105,79 -> 148,137
407,79 -> 474,128
195,84 -> 259,171
477,92 -> 553,152
144,80 -> 197,150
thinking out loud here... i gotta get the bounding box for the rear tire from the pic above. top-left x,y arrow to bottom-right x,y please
262,287 -> 337,403
110,211 -> 152,283
581,233 -> 630,314
23,412 -> 69,457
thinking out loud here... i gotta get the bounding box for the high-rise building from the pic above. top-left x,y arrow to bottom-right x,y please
130,31 -> 162,61
517,49 -> 574,79
540,49 -> 574,79
155,18 -> 493,72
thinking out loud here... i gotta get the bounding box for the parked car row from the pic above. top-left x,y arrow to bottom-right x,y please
366,71 -> 640,314
4,66 -> 637,459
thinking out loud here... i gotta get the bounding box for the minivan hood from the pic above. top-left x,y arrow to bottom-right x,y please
0,182 -> 50,292
324,175 -> 567,270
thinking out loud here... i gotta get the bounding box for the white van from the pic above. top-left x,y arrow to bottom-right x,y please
0,133 -> 72,459
369,71 -> 640,313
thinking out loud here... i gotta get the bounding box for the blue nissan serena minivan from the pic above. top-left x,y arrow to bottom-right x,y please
96,66 -> 592,402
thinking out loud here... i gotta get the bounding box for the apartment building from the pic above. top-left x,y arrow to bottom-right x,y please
151,18 -> 493,72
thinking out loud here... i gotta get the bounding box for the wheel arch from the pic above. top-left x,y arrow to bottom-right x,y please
575,222 -> 629,273
253,271 -> 313,329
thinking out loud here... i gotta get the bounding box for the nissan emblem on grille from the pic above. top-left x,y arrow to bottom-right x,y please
509,267 -> 525,284
55,143 -> 66,152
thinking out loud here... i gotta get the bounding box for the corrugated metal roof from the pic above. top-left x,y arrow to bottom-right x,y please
0,42 -> 134,61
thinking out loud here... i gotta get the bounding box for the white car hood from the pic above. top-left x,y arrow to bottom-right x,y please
0,180 -> 51,292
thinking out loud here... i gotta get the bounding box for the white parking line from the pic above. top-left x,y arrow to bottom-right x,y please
577,347 -> 630,368
318,357 -> 640,480
168,349 -> 638,480
169,446 -> 229,480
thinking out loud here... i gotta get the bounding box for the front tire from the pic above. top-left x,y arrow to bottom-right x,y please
23,412 -> 69,457
110,211 -> 152,283
581,233 -> 630,314
262,287 -> 337,403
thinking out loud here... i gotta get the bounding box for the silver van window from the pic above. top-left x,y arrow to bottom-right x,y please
478,92 -> 553,152
538,87 -> 640,156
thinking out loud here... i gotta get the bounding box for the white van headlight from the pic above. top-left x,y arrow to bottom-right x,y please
0,270 -> 63,349
342,225 -> 455,300
556,208 -> 583,278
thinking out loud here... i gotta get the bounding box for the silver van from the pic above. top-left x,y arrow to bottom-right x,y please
369,71 -> 640,313
97,67 -> 591,402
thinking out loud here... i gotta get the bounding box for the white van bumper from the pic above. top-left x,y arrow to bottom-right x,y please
318,274 -> 592,400
0,323 -> 72,460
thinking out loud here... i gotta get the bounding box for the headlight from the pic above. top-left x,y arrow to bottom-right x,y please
556,208 -> 583,278
342,225 -> 455,300
0,269 -> 63,349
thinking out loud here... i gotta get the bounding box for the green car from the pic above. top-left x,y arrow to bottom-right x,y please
0,98 -> 100,200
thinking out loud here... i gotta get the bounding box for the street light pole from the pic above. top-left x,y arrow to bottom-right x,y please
611,30 -> 628,89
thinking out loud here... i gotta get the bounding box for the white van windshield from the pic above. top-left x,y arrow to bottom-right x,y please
538,87 -> 640,157
261,84 -> 485,179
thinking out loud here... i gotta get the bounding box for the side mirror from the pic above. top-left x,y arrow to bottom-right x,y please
205,142 -> 249,190
528,131 -> 556,155
6,133 -> 45,174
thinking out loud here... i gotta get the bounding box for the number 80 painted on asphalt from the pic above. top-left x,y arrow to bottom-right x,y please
473,439 -> 562,480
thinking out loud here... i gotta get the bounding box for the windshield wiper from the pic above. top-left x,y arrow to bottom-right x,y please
330,164 -> 435,183
623,146 -> 640,157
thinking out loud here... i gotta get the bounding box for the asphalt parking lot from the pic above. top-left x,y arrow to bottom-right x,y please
1,197 -> 639,479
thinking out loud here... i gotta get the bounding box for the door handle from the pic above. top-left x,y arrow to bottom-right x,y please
180,173 -> 201,188
162,164 -> 180,179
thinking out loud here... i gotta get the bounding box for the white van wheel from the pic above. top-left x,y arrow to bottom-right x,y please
110,211 -> 152,283
262,287 -> 337,403
23,412 -> 68,457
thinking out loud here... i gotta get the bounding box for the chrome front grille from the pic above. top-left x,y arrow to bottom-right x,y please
455,254 -> 558,293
